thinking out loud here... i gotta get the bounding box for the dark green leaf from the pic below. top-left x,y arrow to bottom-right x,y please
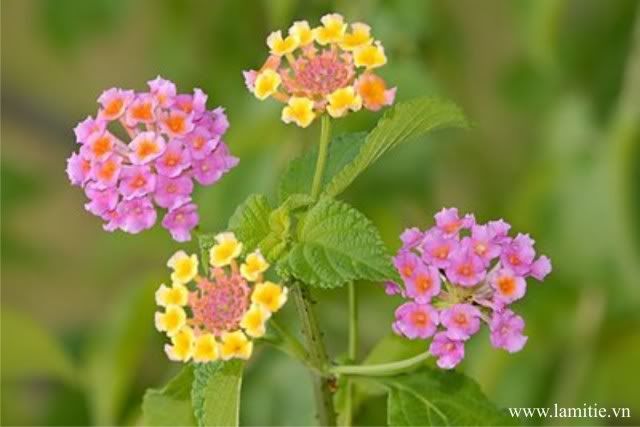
278,197 -> 398,288
142,366 -> 197,426
323,97 -> 469,197
374,368 -> 515,426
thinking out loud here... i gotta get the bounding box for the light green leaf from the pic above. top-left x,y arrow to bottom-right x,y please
323,97 -> 469,198
278,197 -> 397,288
228,194 -> 273,252
192,361 -> 244,427
227,193 -> 305,262
142,366 -> 197,426
374,368 -> 515,426
278,132 -> 367,201
84,278 -> 158,425
0,307 -> 76,385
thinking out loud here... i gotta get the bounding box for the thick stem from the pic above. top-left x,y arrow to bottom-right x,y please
331,351 -> 431,377
292,284 -> 337,426
310,115 -> 332,199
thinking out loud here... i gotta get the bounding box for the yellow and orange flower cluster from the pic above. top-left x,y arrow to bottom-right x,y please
244,13 -> 396,127
154,232 -> 288,362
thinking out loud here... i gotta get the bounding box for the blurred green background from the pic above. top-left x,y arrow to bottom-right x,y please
2,0 -> 639,425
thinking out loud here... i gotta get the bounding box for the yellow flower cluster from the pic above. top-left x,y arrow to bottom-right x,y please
154,233 -> 288,363
245,13 -> 395,128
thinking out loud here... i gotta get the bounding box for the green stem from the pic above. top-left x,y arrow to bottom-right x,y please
292,283 -> 337,426
343,283 -> 358,426
310,115 -> 332,199
347,283 -> 358,361
267,318 -> 321,374
331,351 -> 431,377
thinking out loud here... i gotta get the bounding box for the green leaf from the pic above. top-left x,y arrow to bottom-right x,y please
192,361 -> 244,427
278,197 -> 397,288
227,193 -> 303,261
0,307 -> 76,385
228,194 -> 273,252
374,368 -> 515,426
84,278 -> 158,425
142,366 -> 197,426
323,97 -> 469,198
278,132 -> 367,201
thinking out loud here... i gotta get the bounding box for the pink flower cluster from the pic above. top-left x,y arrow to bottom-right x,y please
66,77 -> 238,241
387,208 -> 551,369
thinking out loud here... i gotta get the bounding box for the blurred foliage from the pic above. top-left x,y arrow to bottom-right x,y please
2,0 -> 639,425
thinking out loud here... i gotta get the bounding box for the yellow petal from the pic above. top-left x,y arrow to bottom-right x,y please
165,326 -> 194,362
289,20 -> 314,46
193,333 -> 219,363
254,69 -> 282,100
220,331 -> 253,360
353,42 -> 387,69
240,250 -> 269,282
315,13 -> 347,45
281,97 -> 316,128
155,305 -> 187,336
155,283 -> 189,307
326,86 -> 362,118
168,251 -> 198,284
240,304 -> 271,338
210,232 -> 243,267
251,282 -> 288,313
267,30 -> 299,56
339,22 -> 372,51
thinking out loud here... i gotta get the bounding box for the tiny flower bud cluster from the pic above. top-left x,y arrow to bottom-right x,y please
154,232 -> 288,362
66,77 -> 238,241
387,208 -> 552,369
243,13 -> 396,128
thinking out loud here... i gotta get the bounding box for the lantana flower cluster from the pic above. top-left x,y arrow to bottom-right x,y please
387,208 -> 552,369
243,13 -> 396,128
154,232 -> 288,362
66,77 -> 238,241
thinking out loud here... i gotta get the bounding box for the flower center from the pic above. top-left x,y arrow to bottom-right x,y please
497,276 -> 515,295
137,139 -> 159,158
92,136 -> 113,156
434,246 -> 449,260
193,136 -> 206,149
131,175 -> 147,189
105,99 -> 123,116
454,313 -> 468,326
166,115 -> 186,133
164,153 -> 179,167
98,161 -> 117,181
401,265 -> 413,278
410,310 -> 429,327
415,274 -> 432,292
286,50 -> 355,98
190,273 -> 250,336
458,263 -> 473,277
132,102 -> 153,121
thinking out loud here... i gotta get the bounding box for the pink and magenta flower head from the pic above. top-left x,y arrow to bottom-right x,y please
243,13 -> 396,128
66,77 -> 238,241
386,207 -> 551,369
